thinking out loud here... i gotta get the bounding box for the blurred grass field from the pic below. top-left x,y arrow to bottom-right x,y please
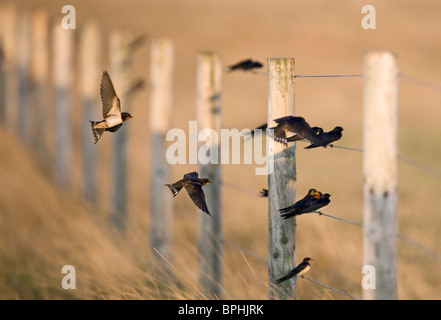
1,0 -> 441,299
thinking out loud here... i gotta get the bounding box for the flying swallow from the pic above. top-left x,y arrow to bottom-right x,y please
287,126 -> 323,142
279,189 -> 321,219
304,126 -> 344,149
250,123 -> 322,143
250,123 -> 268,138
165,172 -> 212,216
228,59 -> 263,72
269,116 -> 322,147
90,71 -> 133,144
276,257 -> 313,284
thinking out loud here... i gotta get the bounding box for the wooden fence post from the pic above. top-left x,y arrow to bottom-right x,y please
109,31 -> 132,230
0,4 -> 18,129
149,38 -> 174,261
79,21 -> 101,202
267,58 -> 297,300
363,51 -> 399,300
52,23 -> 73,188
29,9 -> 49,170
17,12 -> 30,141
196,51 -> 222,298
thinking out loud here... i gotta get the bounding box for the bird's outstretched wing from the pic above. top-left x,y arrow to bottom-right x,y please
100,71 -> 121,118
271,116 -> 322,146
184,182 -> 211,216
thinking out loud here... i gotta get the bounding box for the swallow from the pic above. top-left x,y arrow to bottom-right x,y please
276,257 -> 313,284
280,192 -> 331,219
165,172 -> 212,216
287,126 -> 323,142
302,193 -> 331,213
250,123 -> 322,142
250,123 -> 268,138
90,71 -> 133,144
228,59 -> 263,72
259,189 -> 268,197
304,126 -> 344,149
279,189 -> 321,219
269,116 -> 322,147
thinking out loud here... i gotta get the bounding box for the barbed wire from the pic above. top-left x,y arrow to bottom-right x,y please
399,72 -> 441,94
295,73 -> 363,78
222,237 -> 360,299
301,276 -> 360,300
221,180 -> 262,197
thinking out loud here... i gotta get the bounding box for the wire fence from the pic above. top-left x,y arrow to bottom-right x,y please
216,69 -> 441,299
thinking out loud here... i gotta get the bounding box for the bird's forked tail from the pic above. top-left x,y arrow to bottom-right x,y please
90,121 -> 105,144
165,184 -> 183,197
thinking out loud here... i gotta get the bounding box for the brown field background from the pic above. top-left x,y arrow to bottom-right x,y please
1,0 -> 441,299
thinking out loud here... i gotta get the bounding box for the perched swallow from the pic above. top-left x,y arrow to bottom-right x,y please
259,189 -> 268,197
90,71 -> 133,144
228,59 -> 263,72
269,116 -> 322,147
304,126 -> 344,149
280,192 -> 331,219
276,257 -> 313,284
279,189 -> 321,219
302,193 -> 331,214
165,172 -> 212,216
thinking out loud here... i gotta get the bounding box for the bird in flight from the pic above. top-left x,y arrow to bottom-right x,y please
165,172 -> 212,216
269,116 -> 323,147
228,59 -> 263,72
276,257 -> 314,284
249,122 -> 323,143
304,126 -> 344,149
90,71 -> 133,144
280,190 -> 331,219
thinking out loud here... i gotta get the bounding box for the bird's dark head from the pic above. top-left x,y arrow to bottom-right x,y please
303,257 -> 314,263
307,188 -> 317,196
321,193 -> 331,199
200,178 -> 211,186
122,112 -> 133,121
334,126 -> 344,133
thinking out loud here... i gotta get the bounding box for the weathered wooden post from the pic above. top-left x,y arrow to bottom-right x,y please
196,51 -> 222,298
52,23 -> 73,187
79,21 -> 101,202
363,51 -> 399,300
29,9 -> 49,170
109,31 -> 132,230
149,38 -> 174,260
0,4 -> 17,129
267,58 -> 297,300
17,12 -> 30,141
